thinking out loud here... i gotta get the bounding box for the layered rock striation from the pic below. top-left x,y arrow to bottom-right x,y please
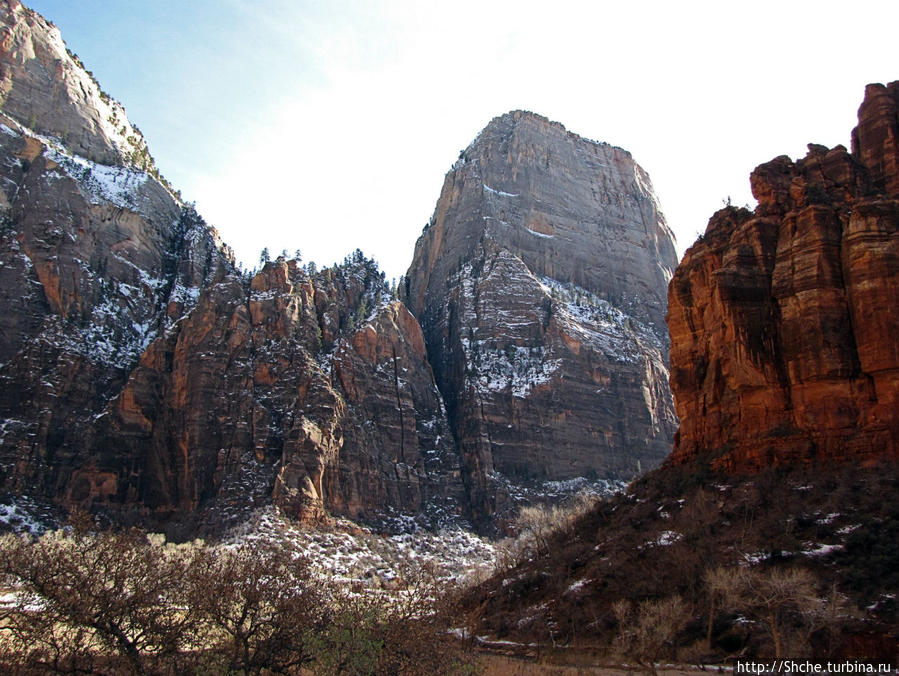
0,0 -> 234,525
0,2 -> 464,533
98,256 -> 464,531
405,111 -> 679,520
0,2 -> 686,533
668,81 -> 899,471
0,0 -> 157,169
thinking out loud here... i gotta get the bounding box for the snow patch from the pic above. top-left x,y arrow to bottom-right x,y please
567,578 -> 591,594
0,496 -> 52,535
647,530 -> 681,547
526,229 -> 554,238
482,183 -> 519,198
227,508 -> 496,591
45,147 -> 150,212
802,542 -> 844,558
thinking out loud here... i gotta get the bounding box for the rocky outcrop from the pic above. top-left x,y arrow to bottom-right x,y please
405,111 -> 679,520
0,7 -> 233,518
330,300 -> 465,524
668,81 -> 899,471
91,257 -> 464,531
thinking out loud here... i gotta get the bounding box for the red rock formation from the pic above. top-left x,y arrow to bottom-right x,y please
0,2 -> 465,534
0,17 -> 232,515
668,81 -> 899,471
82,257 -> 465,531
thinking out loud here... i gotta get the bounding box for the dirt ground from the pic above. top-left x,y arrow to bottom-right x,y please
475,652 -> 725,675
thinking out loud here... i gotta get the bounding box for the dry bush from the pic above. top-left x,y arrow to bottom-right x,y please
185,539 -> 325,674
708,565 -> 830,658
313,557 -> 475,675
703,565 -> 733,649
0,525 -> 474,675
0,526 -> 197,675
496,491 -> 604,571
613,594 -> 688,675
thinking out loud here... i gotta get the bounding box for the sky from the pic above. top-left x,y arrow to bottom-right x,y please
25,0 -> 899,281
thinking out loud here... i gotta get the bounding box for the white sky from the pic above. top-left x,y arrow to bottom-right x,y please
26,0 -> 899,280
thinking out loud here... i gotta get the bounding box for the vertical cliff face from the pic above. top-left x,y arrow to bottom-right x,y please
97,257 -> 464,531
406,111 -> 679,520
0,0 -> 155,168
0,2 -> 465,532
0,0 -> 234,516
668,81 -> 899,470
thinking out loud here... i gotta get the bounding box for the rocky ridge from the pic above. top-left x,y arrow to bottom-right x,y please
405,110 -> 679,521
97,254 -> 466,533
0,0 -> 159,170
668,81 -> 899,471
0,108 -> 233,518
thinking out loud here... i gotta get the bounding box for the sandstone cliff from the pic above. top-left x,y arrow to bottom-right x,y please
405,111 -> 679,520
0,2 -> 687,534
0,0 -> 234,524
95,256 -> 464,531
0,2 -> 465,533
668,81 -> 899,470
0,0 -> 157,169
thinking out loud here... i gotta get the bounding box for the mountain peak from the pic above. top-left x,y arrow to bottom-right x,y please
0,0 -> 159,173
404,111 -> 679,521
466,109 -> 628,159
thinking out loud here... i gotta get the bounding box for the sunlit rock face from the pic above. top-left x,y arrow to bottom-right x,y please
0,2 -> 233,524
0,2 -> 466,533
668,81 -> 899,471
100,257 -> 465,531
405,111 -> 679,521
0,0 -> 155,168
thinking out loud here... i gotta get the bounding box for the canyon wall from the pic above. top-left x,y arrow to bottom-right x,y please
668,82 -> 899,470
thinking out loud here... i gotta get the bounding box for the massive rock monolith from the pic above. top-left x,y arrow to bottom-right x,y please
405,110 -> 679,520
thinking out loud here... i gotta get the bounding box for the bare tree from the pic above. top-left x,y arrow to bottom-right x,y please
512,491 -> 602,561
716,566 -> 824,658
704,565 -> 733,649
312,556 -> 473,676
613,594 -> 687,675
0,526 -> 473,674
0,527 -> 197,675
184,540 -> 324,675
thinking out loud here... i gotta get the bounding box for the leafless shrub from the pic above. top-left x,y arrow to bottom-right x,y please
184,539 -> 325,674
0,525 -> 197,674
613,594 -> 688,675
0,525 -> 473,674
710,565 -> 826,658
312,556 -> 474,675
496,490 -> 605,571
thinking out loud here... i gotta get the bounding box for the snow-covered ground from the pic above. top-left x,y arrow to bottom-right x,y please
226,507 -> 498,589
0,495 -> 55,535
